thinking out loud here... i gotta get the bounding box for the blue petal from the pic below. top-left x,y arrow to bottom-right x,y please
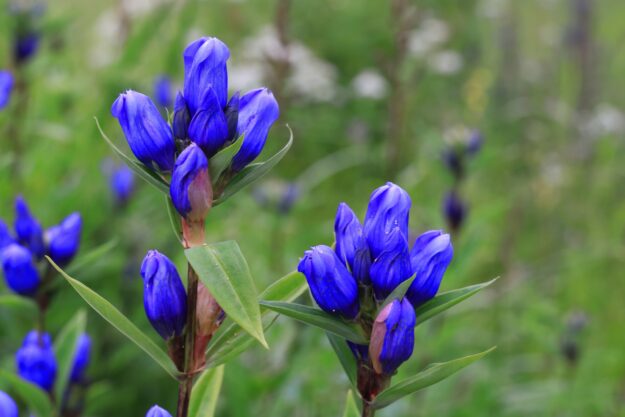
188,87 -> 229,156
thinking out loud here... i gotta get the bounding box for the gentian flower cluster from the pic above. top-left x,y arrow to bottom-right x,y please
0,70 -> 13,110
15,331 -> 57,391
1,196 -> 81,296
111,36 -> 280,244
298,182 -> 453,398
441,129 -> 482,233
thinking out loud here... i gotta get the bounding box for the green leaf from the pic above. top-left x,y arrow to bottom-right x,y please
0,294 -> 37,313
259,301 -> 368,344
205,271 -> 307,367
185,241 -> 267,348
53,310 -> 87,403
65,239 -> 118,275
214,126 -> 293,205
0,370 -> 53,417
189,365 -> 224,417
95,117 -> 169,195
373,347 -> 496,409
209,135 -> 244,180
165,197 -> 183,243
47,257 -> 180,380
378,275 -> 416,312
327,332 -> 357,389
415,278 -> 498,325
342,390 -> 361,417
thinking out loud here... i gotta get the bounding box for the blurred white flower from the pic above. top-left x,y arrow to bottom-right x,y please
121,0 -> 171,18
579,104 -> 625,138
428,50 -> 464,75
90,10 -> 123,68
407,17 -> 449,58
350,69 -> 388,99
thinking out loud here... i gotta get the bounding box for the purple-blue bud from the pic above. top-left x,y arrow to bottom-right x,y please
369,298 -> 415,375
1,244 -> 40,296
110,164 -> 135,204
45,213 -> 82,266
406,230 -> 453,307
70,333 -> 91,383
466,130 -> 483,155
369,228 -> 413,299
111,90 -> 175,172
0,220 -> 15,251
0,390 -> 18,417
443,191 -> 467,233
140,250 -> 187,340
231,88 -> 280,172
225,92 -> 240,142
14,196 -> 45,258
16,331 -> 57,391
0,70 -> 14,110
297,245 -> 359,320
183,37 -> 230,114
334,203 -> 371,283
187,87 -> 229,156
170,143 -> 212,220
154,75 -> 173,108
173,93 -> 191,140
363,182 -> 411,259
146,405 -> 173,417
14,33 -> 40,64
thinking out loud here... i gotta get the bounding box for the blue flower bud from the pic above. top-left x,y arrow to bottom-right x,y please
369,298 -> 415,375
225,92 -> 240,142
1,244 -> 40,296
297,245 -> 359,320
187,87 -> 229,156
231,88 -> 280,172
183,37 -> 230,114
170,143 -> 212,221
334,203 -> 371,283
146,405 -> 173,417
16,331 -> 57,392
369,228 -> 412,299
140,250 -> 187,340
111,90 -> 175,172
0,390 -> 18,417
363,182 -> 411,259
173,93 -> 191,140
70,333 -> 91,383
154,75 -> 173,108
46,213 -> 82,266
14,196 -> 45,258
110,164 -> 135,205
406,230 -> 453,307
14,33 -> 40,64
443,191 -> 467,233
0,220 -> 15,251
466,130 -> 483,155
0,70 -> 14,110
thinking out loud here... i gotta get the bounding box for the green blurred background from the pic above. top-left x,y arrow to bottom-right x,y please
1,0 -> 625,415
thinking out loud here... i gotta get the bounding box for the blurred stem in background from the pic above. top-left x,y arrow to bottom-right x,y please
270,0 -> 292,108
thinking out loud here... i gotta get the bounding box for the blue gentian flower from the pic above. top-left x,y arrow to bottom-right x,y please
467,130 -> 483,155
146,405 -> 173,417
154,75 -> 173,108
14,196 -> 45,259
173,93 -> 191,140
0,390 -> 18,417
14,33 -> 40,63
16,331 -> 57,391
111,90 -> 175,172
46,213 -> 82,266
335,202 -> 371,283
110,163 -> 135,205
187,87 -> 229,156
0,70 -> 13,109
406,230 -> 453,307
231,88 -> 280,172
369,227 -> 413,300
363,182 -> 411,258
140,250 -> 188,340
170,143 -> 212,220
369,298 -> 415,375
0,220 -> 15,251
1,243 -> 40,296
183,37 -> 230,113
70,333 -> 91,383
298,245 -> 359,320
443,190 -> 467,233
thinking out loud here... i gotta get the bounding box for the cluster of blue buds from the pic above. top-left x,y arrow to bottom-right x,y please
140,250 -> 187,340
0,70 -> 13,110
1,197 -> 81,296
15,331 -> 58,391
0,390 -> 18,417
112,36 -> 280,225
298,183 -> 454,379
